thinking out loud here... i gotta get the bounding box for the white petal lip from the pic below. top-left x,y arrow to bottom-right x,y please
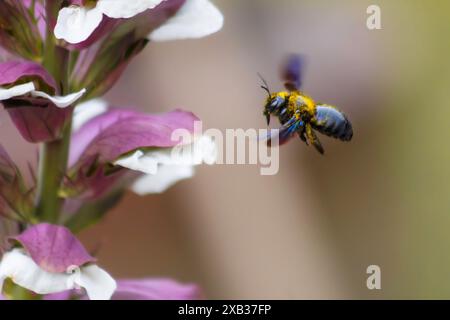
76,265 -> 117,300
54,0 -> 165,44
72,99 -> 109,132
149,0 -> 224,41
131,165 -> 194,194
31,88 -> 87,108
114,149 -> 159,175
0,83 -> 86,108
54,6 -> 104,44
0,82 -> 35,100
114,135 -> 217,175
96,0 -> 165,19
55,0 -> 223,44
115,135 -> 217,195
0,249 -> 116,300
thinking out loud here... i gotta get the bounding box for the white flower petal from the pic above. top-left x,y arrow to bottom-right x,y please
131,165 -> 194,194
0,83 -> 86,108
0,82 -> 35,101
114,135 -> 217,175
114,135 -> 216,195
72,99 -> 109,132
0,249 -> 116,300
31,88 -> 87,108
149,0 -> 223,41
76,265 -> 117,300
0,249 -> 69,295
54,6 -> 104,44
114,149 -> 158,175
97,0 -> 165,19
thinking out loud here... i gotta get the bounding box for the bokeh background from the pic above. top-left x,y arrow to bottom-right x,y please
3,0 -> 450,299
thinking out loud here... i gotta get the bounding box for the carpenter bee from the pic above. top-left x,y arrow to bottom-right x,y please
260,55 -> 353,154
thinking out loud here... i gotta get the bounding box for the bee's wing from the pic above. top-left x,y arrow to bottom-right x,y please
261,117 -> 304,146
281,54 -> 305,91
312,104 -> 353,141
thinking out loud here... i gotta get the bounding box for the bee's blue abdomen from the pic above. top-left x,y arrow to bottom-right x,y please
313,105 -> 353,141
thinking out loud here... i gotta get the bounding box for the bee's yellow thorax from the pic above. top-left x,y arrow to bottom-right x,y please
271,91 -> 289,100
288,91 -> 315,114
267,91 -> 316,119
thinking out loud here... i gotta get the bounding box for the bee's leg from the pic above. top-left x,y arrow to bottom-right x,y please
263,103 -> 272,126
297,126 -> 307,144
264,111 -> 271,125
305,123 -> 324,154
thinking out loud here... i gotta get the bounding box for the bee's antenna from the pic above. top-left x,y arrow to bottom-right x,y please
257,73 -> 271,97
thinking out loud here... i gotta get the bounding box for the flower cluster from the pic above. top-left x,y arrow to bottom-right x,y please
0,0 -> 222,300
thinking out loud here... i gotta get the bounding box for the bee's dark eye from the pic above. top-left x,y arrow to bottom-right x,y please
268,96 -> 285,111
270,97 -> 280,108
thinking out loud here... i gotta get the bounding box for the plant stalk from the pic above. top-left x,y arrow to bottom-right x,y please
35,117 -> 72,223
35,2 -> 71,223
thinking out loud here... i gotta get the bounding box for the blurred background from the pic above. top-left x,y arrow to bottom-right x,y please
3,0 -> 450,299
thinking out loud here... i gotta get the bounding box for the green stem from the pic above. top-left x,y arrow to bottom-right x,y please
35,3 -> 72,223
43,1 -> 69,93
35,117 -> 72,223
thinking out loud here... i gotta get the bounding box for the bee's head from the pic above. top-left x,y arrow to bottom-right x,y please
259,73 -> 286,125
265,94 -> 286,112
263,94 -> 287,125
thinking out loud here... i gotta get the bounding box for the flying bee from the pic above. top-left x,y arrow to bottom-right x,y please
260,54 -> 353,154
